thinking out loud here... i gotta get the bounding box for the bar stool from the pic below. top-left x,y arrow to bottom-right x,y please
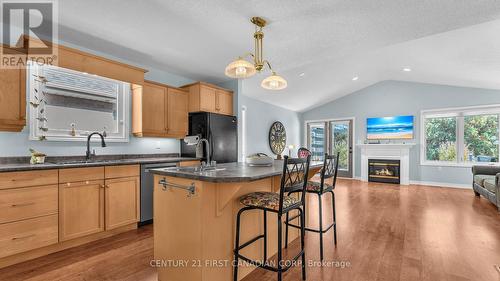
285,153 -> 339,261
233,155 -> 311,281
297,147 -> 311,159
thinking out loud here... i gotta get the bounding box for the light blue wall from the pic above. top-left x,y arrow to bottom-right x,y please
0,39 -> 196,157
239,94 -> 301,160
301,80 -> 500,186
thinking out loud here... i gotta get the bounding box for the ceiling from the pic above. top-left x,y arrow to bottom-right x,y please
57,0 -> 500,112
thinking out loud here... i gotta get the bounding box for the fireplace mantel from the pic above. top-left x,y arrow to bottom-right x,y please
357,143 -> 416,185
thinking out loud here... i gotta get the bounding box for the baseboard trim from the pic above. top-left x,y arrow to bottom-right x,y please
346,177 -> 471,189
409,180 -> 471,189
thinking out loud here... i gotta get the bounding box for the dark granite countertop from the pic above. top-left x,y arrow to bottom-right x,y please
0,153 -> 199,172
149,160 -> 323,183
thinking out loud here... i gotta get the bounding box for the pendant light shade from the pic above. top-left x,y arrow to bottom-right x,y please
225,17 -> 287,91
224,58 -> 256,79
261,72 -> 287,90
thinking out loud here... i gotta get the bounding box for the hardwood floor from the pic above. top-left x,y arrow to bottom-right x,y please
1,179 -> 499,281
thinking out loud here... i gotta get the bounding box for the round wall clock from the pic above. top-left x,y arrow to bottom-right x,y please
269,121 -> 287,155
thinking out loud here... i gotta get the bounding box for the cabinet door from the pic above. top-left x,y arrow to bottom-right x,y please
216,90 -> 233,115
142,82 -> 167,135
167,88 -> 188,137
59,180 -> 104,241
105,177 -> 139,230
199,85 -> 216,112
0,68 -> 25,131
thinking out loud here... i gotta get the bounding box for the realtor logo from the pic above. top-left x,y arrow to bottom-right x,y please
0,0 -> 58,68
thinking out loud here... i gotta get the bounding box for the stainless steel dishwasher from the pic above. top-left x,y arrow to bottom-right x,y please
140,162 -> 177,225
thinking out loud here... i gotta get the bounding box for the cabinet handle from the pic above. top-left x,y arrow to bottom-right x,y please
12,234 -> 35,241
100,184 -> 105,189
11,202 -> 35,207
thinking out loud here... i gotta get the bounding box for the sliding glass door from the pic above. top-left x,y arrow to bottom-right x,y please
330,120 -> 353,178
306,119 -> 354,178
307,122 -> 326,161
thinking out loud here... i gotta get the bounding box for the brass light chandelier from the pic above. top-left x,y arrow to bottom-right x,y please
225,17 -> 287,91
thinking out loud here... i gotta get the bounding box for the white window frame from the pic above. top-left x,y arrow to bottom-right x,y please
420,104 -> 500,167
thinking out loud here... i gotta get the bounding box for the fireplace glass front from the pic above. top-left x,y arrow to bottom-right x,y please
368,159 -> 400,184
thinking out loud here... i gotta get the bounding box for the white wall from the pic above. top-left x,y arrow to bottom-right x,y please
239,94 -> 301,159
301,80 -> 500,186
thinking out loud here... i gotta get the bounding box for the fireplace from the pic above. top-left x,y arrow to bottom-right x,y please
368,159 -> 400,184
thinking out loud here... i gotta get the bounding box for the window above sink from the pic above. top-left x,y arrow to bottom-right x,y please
28,63 -> 130,142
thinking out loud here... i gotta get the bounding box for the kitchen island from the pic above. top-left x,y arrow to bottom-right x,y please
150,161 -> 322,281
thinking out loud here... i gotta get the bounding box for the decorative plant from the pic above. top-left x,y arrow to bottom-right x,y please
30,74 -> 48,140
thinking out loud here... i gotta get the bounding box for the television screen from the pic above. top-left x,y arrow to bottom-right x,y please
366,115 -> 414,140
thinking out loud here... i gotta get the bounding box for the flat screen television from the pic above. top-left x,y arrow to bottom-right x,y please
366,115 -> 414,140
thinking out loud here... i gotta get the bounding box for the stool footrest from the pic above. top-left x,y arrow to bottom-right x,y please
236,234 -> 265,251
285,220 -> 335,234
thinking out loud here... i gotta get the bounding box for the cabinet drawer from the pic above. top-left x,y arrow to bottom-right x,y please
178,160 -> 200,167
59,167 -> 104,183
0,170 -> 58,190
0,185 -> 58,224
105,165 -> 140,179
0,214 -> 58,258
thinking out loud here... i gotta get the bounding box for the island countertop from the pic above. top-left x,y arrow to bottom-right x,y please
149,160 -> 323,183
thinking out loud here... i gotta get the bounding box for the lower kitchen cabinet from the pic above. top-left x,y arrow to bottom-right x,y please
59,180 -> 105,241
105,176 -> 140,230
0,214 -> 58,258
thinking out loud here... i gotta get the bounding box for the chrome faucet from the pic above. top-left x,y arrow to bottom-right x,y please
198,138 -> 211,167
183,136 -> 212,168
86,132 -> 106,160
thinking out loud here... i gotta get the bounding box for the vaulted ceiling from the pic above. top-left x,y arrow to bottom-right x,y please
57,0 -> 500,111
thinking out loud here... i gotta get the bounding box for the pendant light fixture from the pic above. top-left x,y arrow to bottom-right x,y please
224,17 -> 287,91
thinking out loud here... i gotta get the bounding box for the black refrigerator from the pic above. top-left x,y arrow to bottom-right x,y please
181,112 -> 238,163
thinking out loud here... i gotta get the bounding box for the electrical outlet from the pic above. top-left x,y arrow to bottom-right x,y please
156,141 -> 161,150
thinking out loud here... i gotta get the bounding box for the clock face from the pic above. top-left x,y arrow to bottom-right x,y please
269,121 -> 287,155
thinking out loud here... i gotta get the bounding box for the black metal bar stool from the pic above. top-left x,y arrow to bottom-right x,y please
233,155 -> 311,281
285,152 -> 339,261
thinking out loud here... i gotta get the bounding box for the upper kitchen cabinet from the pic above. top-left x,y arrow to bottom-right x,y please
21,35 -> 147,85
0,45 -> 26,132
132,81 -> 188,138
182,82 -> 234,116
0,67 -> 26,132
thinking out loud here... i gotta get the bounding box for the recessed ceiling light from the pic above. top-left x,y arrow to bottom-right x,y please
299,72 -> 305,77
352,76 -> 359,81
403,68 -> 412,72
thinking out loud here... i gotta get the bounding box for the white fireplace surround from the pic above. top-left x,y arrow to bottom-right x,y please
357,143 -> 416,185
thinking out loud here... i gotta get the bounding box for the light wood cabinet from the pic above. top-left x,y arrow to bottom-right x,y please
216,89 -> 233,115
0,185 -> 58,224
132,80 -> 188,138
199,86 -> 217,112
167,88 -> 189,136
0,68 -> 26,132
104,176 -> 139,230
0,215 -> 58,258
138,82 -> 167,136
182,82 -> 233,116
0,169 -> 58,190
59,180 -> 105,241
22,35 -> 146,85
178,160 -> 201,167
0,164 -> 141,264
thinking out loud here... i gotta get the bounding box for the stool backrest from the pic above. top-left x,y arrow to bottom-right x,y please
297,147 -> 312,159
279,155 -> 311,214
319,152 -> 339,193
